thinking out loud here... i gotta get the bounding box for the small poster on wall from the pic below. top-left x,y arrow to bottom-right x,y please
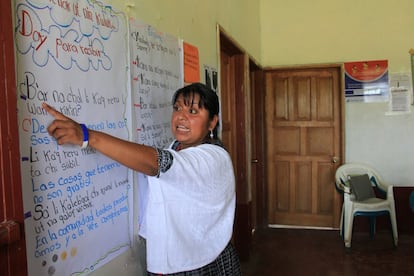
344,60 -> 389,102
183,42 -> 200,83
386,73 -> 412,114
204,65 -> 218,93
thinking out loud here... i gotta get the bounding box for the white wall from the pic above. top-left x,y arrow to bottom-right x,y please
346,101 -> 414,186
110,0 -> 262,74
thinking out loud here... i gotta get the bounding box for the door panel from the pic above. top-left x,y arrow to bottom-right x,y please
265,66 -> 343,228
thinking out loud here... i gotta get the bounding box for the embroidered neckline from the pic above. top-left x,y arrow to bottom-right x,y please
171,139 -> 225,151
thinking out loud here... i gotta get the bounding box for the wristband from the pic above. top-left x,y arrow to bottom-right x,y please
80,123 -> 89,149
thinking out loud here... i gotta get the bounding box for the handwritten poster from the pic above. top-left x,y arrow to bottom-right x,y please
129,19 -> 182,228
129,19 -> 182,148
14,0 -> 132,275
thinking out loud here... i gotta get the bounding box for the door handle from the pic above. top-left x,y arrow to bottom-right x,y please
252,159 -> 259,163
332,156 -> 339,164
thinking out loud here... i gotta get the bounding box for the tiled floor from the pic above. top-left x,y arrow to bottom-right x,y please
240,227 -> 414,276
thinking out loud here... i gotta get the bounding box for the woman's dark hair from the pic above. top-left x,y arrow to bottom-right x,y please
172,82 -> 220,140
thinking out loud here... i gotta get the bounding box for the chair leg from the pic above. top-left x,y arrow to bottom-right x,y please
340,205 -> 344,239
343,208 -> 354,248
389,209 -> 398,247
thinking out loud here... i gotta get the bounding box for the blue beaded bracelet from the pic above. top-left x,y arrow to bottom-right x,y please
80,123 -> 89,149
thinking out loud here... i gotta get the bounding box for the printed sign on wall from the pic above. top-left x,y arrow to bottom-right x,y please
344,60 -> 389,102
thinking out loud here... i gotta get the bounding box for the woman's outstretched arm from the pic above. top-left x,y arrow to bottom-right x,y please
43,102 -> 159,176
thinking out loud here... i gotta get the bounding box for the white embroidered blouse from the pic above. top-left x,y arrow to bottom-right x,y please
141,142 -> 236,274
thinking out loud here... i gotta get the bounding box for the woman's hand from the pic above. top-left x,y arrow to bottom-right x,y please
42,103 -> 85,147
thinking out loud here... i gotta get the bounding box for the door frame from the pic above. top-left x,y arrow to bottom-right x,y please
249,60 -> 266,230
218,25 -> 266,261
0,0 -> 27,275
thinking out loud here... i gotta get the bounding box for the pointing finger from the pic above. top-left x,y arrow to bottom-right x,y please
42,102 -> 68,121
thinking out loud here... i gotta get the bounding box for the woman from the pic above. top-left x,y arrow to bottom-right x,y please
43,82 -> 241,275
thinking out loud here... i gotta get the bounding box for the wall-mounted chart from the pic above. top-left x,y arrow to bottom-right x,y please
14,0 -> 131,275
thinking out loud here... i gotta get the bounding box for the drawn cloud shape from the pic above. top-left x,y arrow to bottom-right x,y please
15,2 -> 113,71
26,0 -> 119,39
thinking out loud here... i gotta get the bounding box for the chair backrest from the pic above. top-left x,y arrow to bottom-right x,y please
335,163 -> 388,195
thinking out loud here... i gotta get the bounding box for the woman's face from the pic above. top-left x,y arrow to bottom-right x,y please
171,93 -> 217,149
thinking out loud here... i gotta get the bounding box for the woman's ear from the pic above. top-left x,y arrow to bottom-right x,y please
209,115 -> 219,131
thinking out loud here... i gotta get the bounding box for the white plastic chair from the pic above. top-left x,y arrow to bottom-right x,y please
334,163 -> 398,248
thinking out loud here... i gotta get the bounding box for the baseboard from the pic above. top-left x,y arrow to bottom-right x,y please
268,224 -> 336,231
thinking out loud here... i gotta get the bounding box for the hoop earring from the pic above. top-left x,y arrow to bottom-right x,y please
210,130 -> 214,139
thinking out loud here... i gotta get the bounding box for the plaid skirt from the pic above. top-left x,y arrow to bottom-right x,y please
147,242 -> 241,276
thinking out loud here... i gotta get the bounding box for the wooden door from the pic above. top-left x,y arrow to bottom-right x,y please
265,66 -> 343,228
0,0 -> 28,275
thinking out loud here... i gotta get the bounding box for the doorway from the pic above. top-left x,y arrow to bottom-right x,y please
219,28 -> 249,261
219,26 -> 265,261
